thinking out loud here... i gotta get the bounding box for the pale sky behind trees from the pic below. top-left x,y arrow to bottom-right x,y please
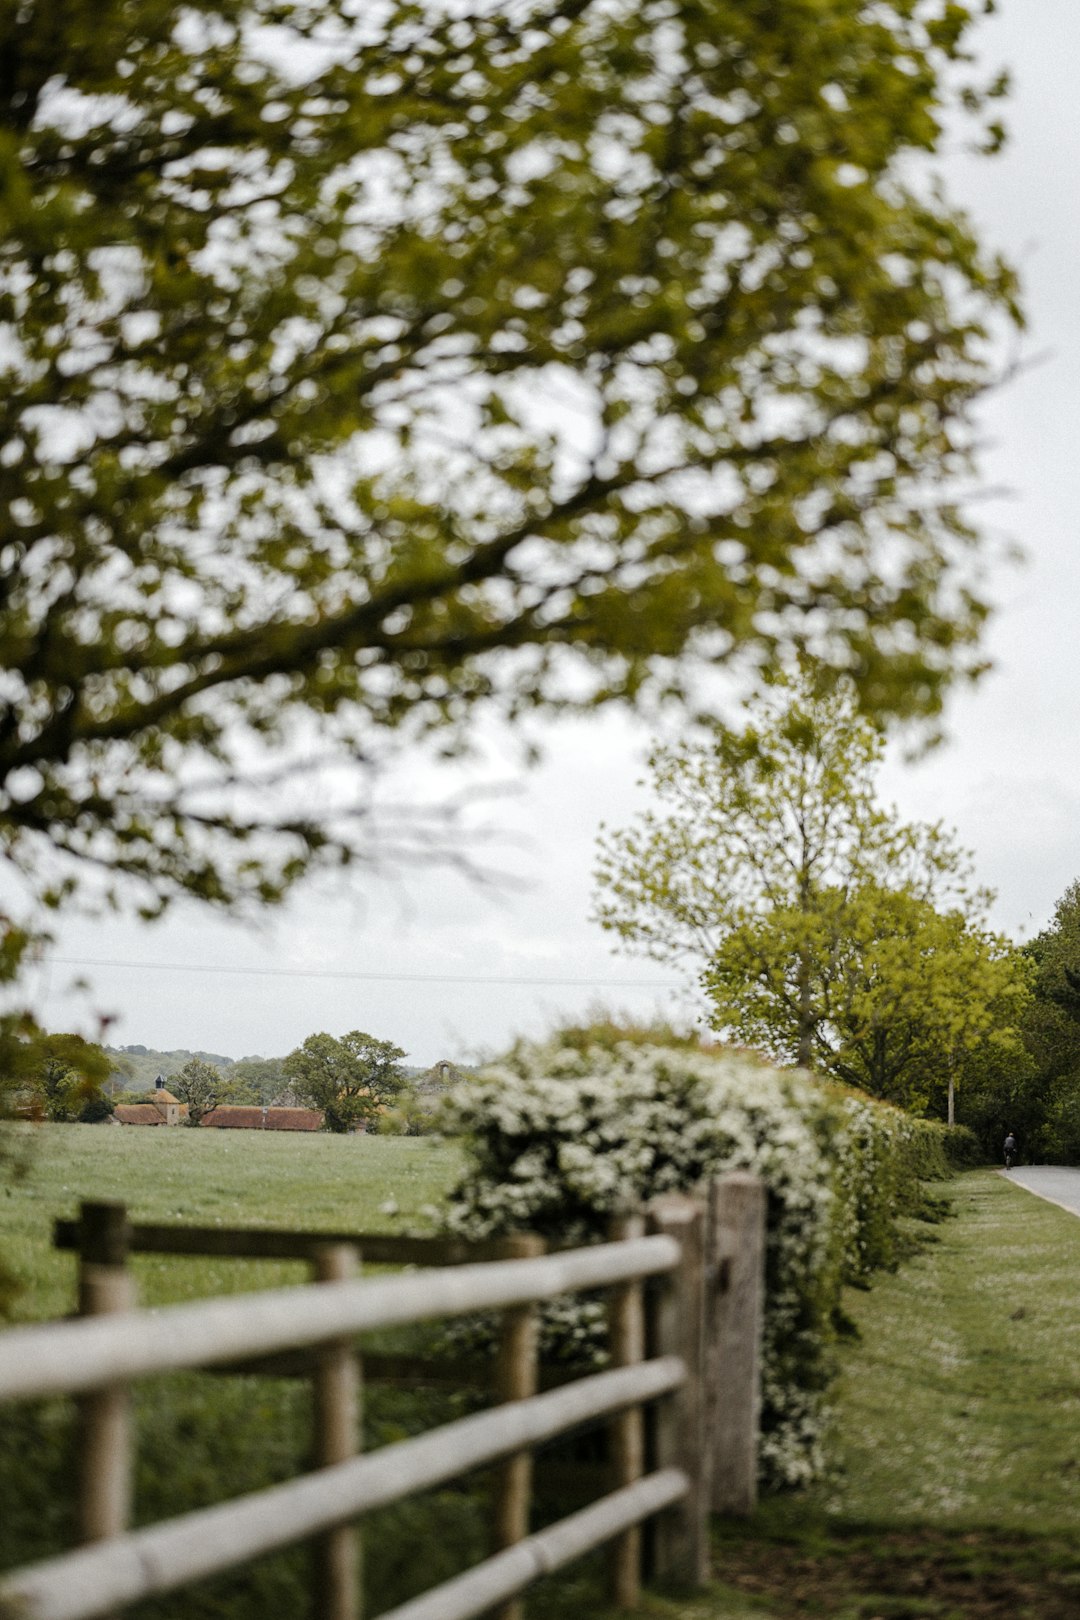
32,0 -> 1080,1066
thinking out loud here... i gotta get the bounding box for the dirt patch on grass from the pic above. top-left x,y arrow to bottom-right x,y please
712,1522 -> 1080,1619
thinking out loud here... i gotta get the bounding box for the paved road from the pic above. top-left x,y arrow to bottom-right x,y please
1001,1165 -> 1080,1218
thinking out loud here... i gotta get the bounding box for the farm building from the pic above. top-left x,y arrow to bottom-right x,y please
114,1088 -> 187,1126
200,1106 -> 324,1131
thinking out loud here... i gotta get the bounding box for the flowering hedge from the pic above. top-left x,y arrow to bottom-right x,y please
442,1040 -> 953,1489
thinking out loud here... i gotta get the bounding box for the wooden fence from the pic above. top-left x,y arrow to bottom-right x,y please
0,1174 -> 766,1620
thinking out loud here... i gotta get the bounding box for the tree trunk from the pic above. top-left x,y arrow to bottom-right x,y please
796,952 -> 814,1070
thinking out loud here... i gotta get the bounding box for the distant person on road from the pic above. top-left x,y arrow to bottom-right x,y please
1003,1131 -> 1018,1170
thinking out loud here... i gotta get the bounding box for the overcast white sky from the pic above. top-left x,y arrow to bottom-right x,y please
32,0 -> 1080,1067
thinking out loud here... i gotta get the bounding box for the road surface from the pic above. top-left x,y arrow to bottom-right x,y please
1001,1165 -> 1080,1218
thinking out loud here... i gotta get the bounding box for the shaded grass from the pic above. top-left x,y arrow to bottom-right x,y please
698,1170 -> 1080,1619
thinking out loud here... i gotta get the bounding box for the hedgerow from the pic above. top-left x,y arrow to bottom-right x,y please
442,1040 -> 952,1489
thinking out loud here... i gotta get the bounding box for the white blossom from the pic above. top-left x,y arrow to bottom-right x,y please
441,1040 -> 951,1488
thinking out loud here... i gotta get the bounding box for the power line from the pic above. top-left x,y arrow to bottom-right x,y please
47,955 -> 683,992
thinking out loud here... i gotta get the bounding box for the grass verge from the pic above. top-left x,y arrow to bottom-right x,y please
700,1170 -> 1080,1619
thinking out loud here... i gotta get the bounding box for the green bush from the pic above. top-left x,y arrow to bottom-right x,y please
77,1095 -> 115,1124
374,1092 -> 442,1136
941,1122 -> 983,1169
443,1039 -> 950,1489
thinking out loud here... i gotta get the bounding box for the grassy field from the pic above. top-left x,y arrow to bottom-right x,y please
1,1121 -> 464,1321
6,1138 -> 1080,1619
0,1124 -> 484,1620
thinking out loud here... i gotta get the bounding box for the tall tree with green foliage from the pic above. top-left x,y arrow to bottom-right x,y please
1019,881 -> 1080,1159
0,0 -> 1018,965
283,1030 -> 407,1132
595,674 -> 1027,1112
172,1057 -> 224,1126
595,675 -> 973,1061
704,881 -> 1029,1111
228,1056 -> 289,1106
28,1033 -> 114,1122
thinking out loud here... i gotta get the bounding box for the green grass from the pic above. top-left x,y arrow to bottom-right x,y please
0,1126 -> 644,1620
8,1144 -> 1080,1619
1,1121 -> 464,1320
700,1171 -> 1080,1619
0,1124 -> 482,1620
811,1170 -> 1080,1531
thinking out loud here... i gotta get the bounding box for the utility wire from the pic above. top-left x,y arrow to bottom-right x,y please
47,956 -> 683,991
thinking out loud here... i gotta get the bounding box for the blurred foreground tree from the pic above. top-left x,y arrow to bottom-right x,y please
27,1033 -> 114,1122
0,0 -> 1018,955
595,674 -> 1029,1112
283,1030 -> 407,1132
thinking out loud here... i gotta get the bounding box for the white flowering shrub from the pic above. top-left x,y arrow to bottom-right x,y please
442,1039 -> 952,1489
822,1094 -> 952,1282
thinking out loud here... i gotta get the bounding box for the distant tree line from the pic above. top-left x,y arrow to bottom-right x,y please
65,1031 -> 450,1135
964,881 -> 1080,1163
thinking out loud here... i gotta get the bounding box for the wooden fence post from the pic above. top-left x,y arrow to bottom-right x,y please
312,1243 -> 362,1620
493,1233 -> 544,1620
76,1200 -> 136,1550
607,1212 -> 646,1610
706,1173 -> 766,1516
646,1194 -> 709,1590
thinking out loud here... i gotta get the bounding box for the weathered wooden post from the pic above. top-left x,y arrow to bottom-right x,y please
76,1201 -> 136,1548
607,1211 -> 646,1609
493,1232 -> 545,1620
707,1172 -> 766,1516
312,1242 -> 362,1620
646,1193 -> 709,1589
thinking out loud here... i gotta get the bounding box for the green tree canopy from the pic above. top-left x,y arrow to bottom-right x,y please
228,1055 -> 289,1105
1017,881 -> 1080,1159
594,673 -> 1028,1110
594,674 -> 974,1048
1025,880 -> 1080,1033
27,1032 -> 114,1122
171,1056 -> 224,1125
704,880 -> 1029,1109
283,1029 -> 407,1132
0,0 -> 1018,948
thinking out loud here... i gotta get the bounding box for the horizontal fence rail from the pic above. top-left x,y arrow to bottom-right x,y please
53,1219 -> 541,1267
0,1359 -> 685,1620
376,1470 -> 689,1620
0,1236 -> 680,1403
1,1179 -> 768,1620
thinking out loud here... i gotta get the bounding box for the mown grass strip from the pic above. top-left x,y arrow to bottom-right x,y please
700,1170 -> 1080,1620
814,1169 -> 1080,1531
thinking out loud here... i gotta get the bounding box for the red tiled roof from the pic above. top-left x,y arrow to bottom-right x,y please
264,1108 -> 323,1131
201,1106 -> 264,1129
200,1106 -> 323,1131
115,1104 -> 167,1126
